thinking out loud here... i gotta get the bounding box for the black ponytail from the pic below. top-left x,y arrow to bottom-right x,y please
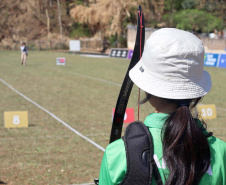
139,94 -> 211,185
162,98 -> 211,185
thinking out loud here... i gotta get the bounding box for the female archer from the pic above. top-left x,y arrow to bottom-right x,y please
99,28 -> 226,185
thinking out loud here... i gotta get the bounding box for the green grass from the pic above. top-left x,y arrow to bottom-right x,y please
0,51 -> 225,184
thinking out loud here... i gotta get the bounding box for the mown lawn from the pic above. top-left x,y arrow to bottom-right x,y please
0,51 -> 225,184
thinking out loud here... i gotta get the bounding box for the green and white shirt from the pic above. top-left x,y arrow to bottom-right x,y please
99,113 -> 226,185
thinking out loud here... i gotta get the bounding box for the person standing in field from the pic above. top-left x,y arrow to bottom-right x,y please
99,28 -> 226,185
20,42 -> 28,66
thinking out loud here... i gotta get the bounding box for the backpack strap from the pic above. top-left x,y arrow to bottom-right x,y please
119,121 -> 163,185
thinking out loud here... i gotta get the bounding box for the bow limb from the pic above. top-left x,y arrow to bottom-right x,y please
109,5 -> 145,143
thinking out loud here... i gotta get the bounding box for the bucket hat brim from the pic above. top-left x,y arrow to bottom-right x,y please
129,59 -> 212,99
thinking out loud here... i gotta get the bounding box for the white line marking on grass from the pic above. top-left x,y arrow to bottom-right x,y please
0,78 -> 105,152
51,67 -> 121,87
85,133 -> 109,137
80,54 -> 109,58
67,71 -> 121,87
59,71 -> 226,112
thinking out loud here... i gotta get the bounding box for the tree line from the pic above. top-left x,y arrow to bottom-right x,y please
0,0 -> 224,49
69,0 -> 225,47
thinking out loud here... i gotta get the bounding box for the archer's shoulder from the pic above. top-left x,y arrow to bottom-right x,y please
208,135 -> 226,153
105,138 -> 126,160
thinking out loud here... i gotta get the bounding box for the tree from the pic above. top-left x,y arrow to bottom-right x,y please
57,0 -> 63,43
164,9 -> 223,33
196,0 -> 225,28
70,0 -> 165,37
163,0 -> 225,33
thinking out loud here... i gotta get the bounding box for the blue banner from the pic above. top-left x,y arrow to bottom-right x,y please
204,53 -> 219,67
218,54 -> 226,68
127,50 -> 133,59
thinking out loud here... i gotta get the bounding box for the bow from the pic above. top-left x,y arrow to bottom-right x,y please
110,5 -> 145,143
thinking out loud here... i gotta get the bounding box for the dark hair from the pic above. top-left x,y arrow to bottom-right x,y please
22,42 -> 26,45
140,93 -> 211,185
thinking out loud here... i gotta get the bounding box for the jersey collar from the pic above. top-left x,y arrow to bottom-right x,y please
144,113 -> 168,129
144,113 -> 209,135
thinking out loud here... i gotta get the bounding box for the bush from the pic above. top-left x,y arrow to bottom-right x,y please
70,23 -> 91,38
164,9 -> 223,33
108,34 -> 127,48
109,34 -> 118,48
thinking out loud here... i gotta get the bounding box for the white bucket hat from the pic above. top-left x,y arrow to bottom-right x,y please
129,28 -> 212,99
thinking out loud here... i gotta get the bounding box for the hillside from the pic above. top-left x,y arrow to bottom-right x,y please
0,0 -> 225,50
0,0 -> 72,50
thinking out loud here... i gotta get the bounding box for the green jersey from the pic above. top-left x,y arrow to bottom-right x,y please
99,113 -> 226,185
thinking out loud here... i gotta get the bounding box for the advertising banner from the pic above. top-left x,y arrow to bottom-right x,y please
218,54 -> 226,68
69,40 -> 81,52
127,50 -> 134,59
204,53 -> 219,67
110,49 -> 128,58
56,57 -> 66,65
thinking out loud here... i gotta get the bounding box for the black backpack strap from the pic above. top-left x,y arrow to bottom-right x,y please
119,121 -> 163,185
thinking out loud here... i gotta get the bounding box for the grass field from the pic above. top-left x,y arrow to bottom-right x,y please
0,51 -> 226,184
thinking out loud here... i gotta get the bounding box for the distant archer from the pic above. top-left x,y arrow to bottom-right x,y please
20,42 -> 28,66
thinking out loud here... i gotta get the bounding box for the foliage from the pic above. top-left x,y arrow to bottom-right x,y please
198,0 -> 226,28
181,0 -> 196,9
164,9 -> 223,33
164,0 -> 184,12
108,34 -> 127,48
108,34 -> 118,48
70,0 -> 165,36
1,0 -> 225,50
164,0 -> 225,30
70,0 -> 132,37
69,0 -> 166,48
69,23 -> 91,38
118,35 -> 127,48
75,0 -> 86,5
